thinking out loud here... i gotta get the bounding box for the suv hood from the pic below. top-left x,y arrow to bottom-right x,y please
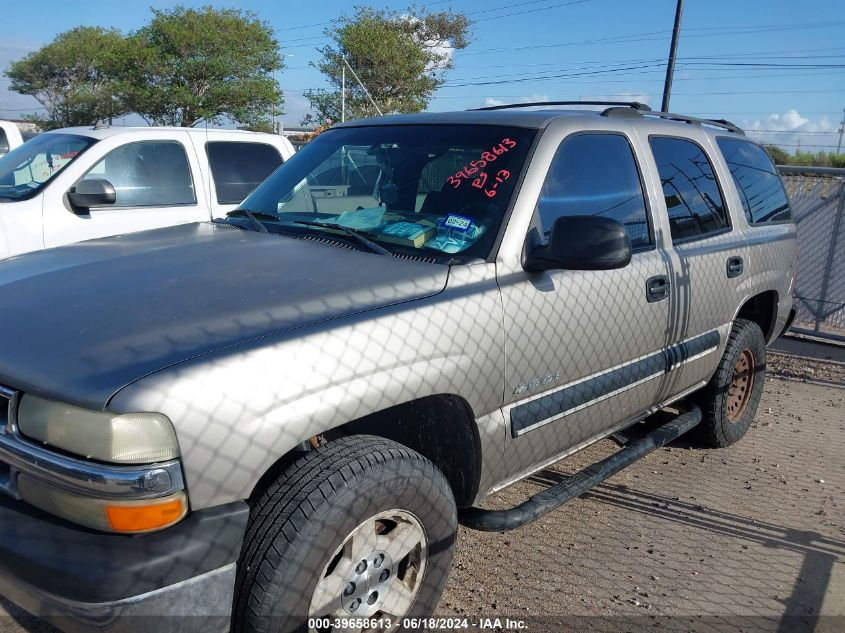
0,223 -> 448,409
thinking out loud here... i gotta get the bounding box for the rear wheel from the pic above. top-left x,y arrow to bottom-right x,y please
692,318 -> 766,447
232,435 -> 457,633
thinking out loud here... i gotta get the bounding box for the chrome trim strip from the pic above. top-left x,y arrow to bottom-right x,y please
0,432 -> 184,500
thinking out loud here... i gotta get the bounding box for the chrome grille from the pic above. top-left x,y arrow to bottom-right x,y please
0,385 -> 15,433
0,386 -> 18,498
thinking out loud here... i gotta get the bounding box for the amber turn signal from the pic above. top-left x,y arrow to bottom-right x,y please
106,495 -> 188,533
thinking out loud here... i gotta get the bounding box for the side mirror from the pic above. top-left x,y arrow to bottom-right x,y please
67,178 -> 116,211
524,215 -> 632,272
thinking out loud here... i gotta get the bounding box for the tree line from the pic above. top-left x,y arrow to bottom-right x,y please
5,4 -> 472,131
764,145 -> 845,169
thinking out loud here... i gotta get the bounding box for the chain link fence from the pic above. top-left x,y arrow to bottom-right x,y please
779,166 -> 845,341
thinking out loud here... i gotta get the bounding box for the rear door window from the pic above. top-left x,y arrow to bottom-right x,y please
206,141 -> 283,205
649,136 -> 730,241
716,137 -> 791,224
536,133 -> 652,249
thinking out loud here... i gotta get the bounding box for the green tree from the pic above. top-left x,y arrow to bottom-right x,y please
122,5 -> 284,127
5,27 -> 129,129
305,5 -> 471,126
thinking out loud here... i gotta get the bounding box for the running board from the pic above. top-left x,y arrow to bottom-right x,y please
459,405 -> 702,532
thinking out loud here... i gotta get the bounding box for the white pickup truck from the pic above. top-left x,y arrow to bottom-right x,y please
0,126 -> 295,259
0,121 -> 24,158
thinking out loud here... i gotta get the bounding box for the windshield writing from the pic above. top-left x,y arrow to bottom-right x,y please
237,125 -> 536,260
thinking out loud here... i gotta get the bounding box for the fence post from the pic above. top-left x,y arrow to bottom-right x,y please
816,177 -> 845,332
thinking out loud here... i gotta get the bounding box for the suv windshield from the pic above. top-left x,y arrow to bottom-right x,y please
0,133 -> 96,202
239,124 -> 536,260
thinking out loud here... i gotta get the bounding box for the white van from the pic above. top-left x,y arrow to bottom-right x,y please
0,121 -> 24,158
0,126 -> 295,259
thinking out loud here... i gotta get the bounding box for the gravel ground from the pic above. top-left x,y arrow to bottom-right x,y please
1,365 -> 842,633
768,351 -> 845,385
438,371 -> 845,632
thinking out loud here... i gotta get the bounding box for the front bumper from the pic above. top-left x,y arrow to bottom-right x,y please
0,495 -> 248,632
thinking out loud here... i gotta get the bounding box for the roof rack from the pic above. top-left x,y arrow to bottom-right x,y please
469,100 -> 652,112
466,100 -> 744,135
601,107 -> 744,135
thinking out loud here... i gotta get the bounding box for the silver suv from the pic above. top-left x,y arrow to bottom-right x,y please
0,102 -> 797,633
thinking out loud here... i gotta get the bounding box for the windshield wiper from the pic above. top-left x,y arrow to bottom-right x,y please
222,209 -> 275,234
292,220 -> 393,257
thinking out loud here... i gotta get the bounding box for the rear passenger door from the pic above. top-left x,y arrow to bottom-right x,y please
642,134 -> 747,400
205,141 -> 284,217
499,131 -> 674,474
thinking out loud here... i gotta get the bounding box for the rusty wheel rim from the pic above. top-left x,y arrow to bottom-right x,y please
727,348 -> 755,422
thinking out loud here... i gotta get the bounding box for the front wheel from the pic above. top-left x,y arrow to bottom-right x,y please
232,435 -> 457,633
692,318 -> 766,447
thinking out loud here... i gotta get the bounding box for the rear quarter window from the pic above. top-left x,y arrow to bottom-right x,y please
206,141 -> 284,205
716,137 -> 791,224
0,128 -> 8,155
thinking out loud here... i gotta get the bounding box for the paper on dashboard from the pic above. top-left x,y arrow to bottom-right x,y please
335,207 -> 385,230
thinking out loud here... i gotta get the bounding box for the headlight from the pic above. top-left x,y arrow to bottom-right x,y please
17,395 -> 180,464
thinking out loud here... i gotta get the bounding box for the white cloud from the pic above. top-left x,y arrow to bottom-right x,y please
578,91 -> 652,108
480,93 -> 550,108
743,109 -> 838,152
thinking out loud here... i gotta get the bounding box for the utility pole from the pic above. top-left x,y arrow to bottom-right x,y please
341,64 -> 346,123
661,0 -> 684,113
341,55 -> 383,117
272,69 -> 278,134
837,108 -> 844,155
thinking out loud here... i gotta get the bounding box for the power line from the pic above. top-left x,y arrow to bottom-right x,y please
456,20 -> 845,57
448,47 -> 845,70
275,0 -> 455,32
280,0 -> 595,49
475,0 -> 591,22
443,58 -> 845,86
440,62 -> 845,88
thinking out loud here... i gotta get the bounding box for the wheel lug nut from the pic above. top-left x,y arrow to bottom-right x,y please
373,553 -> 385,568
344,582 -> 356,596
356,560 -> 368,573
350,598 -> 361,611
379,569 -> 390,583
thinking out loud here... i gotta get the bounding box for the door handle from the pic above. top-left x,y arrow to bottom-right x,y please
646,275 -> 670,302
727,256 -> 744,278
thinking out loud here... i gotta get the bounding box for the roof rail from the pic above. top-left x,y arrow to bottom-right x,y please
602,108 -> 744,135
469,100 -> 652,112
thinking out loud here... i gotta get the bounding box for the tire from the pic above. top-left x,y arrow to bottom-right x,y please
692,318 -> 766,448
232,435 -> 457,633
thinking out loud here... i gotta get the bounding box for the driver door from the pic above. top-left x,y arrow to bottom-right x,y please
43,133 -> 209,248
498,131 -> 674,474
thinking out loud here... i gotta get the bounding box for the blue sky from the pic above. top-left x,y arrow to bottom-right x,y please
3,0 -> 844,150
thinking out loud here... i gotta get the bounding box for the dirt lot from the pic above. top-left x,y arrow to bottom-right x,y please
438,372 -> 845,632
1,366 -> 842,633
